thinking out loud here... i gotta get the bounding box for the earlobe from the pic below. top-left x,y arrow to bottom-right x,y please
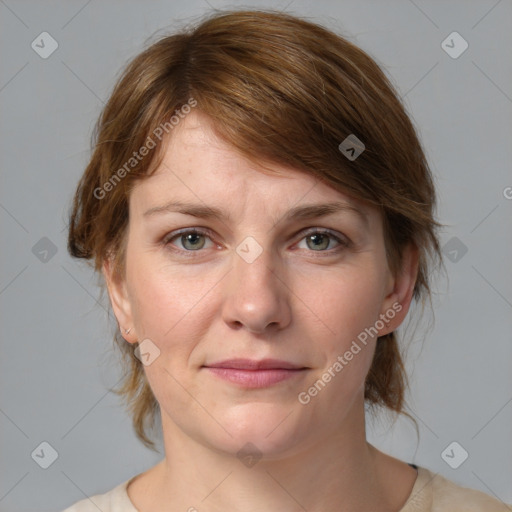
102,257 -> 135,342
378,243 -> 419,336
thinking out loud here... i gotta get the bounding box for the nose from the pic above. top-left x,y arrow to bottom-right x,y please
221,241 -> 291,334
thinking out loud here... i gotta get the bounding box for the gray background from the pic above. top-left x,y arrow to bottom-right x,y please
1,0 -> 511,510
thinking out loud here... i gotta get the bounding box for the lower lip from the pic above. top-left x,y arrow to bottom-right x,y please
204,367 -> 306,388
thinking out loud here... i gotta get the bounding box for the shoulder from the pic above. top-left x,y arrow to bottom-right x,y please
429,469 -> 510,511
60,477 -> 138,512
402,466 -> 510,511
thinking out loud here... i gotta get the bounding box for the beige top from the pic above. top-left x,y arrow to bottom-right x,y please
61,465 -> 509,511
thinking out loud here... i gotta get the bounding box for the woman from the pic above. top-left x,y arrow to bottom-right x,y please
62,9 -> 507,511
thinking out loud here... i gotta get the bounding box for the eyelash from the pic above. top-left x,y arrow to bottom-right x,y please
161,227 -> 351,257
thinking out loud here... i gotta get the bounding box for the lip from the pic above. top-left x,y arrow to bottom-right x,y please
203,359 -> 308,388
205,358 -> 305,370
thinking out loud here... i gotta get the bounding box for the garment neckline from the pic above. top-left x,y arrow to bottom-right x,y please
120,463 -> 430,512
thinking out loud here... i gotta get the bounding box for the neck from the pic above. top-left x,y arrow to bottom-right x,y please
138,402 -> 410,512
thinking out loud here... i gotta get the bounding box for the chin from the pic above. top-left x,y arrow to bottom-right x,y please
205,402 -> 310,460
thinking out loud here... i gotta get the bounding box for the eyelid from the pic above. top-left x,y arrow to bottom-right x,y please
162,227 -> 214,243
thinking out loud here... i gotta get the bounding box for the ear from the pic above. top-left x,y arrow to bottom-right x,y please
377,243 -> 419,336
102,256 -> 136,343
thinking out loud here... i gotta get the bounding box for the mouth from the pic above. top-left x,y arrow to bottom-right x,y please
202,359 -> 309,388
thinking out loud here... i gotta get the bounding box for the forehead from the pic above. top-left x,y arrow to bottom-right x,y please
130,109 -> 376,223
151,109 -> 317,189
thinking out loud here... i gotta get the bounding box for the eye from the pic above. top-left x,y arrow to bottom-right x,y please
296,229 -> 349,253
163,229 -> 215,251
162,227 -> 350,255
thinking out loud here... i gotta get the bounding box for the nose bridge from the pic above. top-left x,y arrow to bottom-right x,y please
235,235 -> 278,289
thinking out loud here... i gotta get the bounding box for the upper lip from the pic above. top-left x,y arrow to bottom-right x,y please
204,358 -> 306,370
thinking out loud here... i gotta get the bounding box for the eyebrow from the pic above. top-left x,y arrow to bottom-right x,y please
143,200 -> 369,227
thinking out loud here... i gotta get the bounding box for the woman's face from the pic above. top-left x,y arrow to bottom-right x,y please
105,109 -> 416,458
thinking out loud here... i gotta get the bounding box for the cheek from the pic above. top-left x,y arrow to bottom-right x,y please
126,251 -> 221,363
298,272 -> 383,410
300,264 -> 386,347
294,262 -> 387,406
125,261 -> 210,410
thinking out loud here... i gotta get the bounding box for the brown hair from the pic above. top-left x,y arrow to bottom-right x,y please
68,9 -> 443,451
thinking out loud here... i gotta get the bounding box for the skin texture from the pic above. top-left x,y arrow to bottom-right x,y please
104,109 -> 419,511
